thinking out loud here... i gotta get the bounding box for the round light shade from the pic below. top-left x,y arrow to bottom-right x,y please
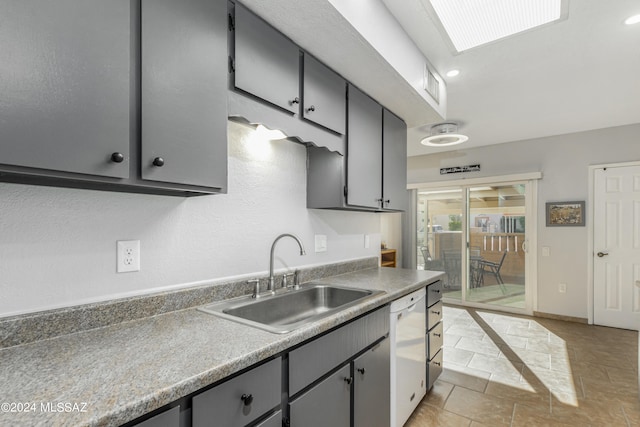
420,122 -> 468,146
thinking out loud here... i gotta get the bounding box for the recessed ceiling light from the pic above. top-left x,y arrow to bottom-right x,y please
625,14 -> 640,25
420,122 -> 468,147
428,0 -> 564,52
446,69 -> 460,77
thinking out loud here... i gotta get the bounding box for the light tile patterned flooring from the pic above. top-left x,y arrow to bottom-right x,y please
406,305 -> 639,426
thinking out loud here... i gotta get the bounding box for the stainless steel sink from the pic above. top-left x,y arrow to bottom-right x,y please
199,284 -> 383,334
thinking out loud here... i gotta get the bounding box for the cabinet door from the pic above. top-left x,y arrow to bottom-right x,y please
192,357 -> 281,427
354,338 -> 390,427
141,0 -> 227,189
382,110 -> 408,211
234,3 -> 300,114
346,85 -> 383,209
0,0 -> 130,178
303,54 -> 346,134
288,364 -> 351,427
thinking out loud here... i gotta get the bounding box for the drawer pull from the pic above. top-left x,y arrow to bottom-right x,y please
433,333 -> 441,337
357,368 -> 366,375
111,152 -> 125,163
152,157 -> 165,167
432,289 -> 440,293
431,310 -> 441,315
433,361 -> 441,367
344,377 -> 353,385
241,394 -> 253,406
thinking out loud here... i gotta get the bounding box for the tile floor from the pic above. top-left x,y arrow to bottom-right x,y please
406,305 -> 639,426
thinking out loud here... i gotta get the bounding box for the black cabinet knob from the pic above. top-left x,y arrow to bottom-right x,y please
290,97 -> 300,105
344,377 -> 353,385
241,393 -> 253,406
111,152 -> 125,163
152,157 -> 165,167
357,368 -> 366,375
306,105 -> 315,112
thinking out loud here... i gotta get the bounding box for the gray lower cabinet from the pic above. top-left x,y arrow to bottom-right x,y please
353,337 -> 391,427
288,364 -> 351,427
234,3 -> 300,114
0,0 -> 131,179
192,357 -> 281,427
426,280 -> 443,390
141,0 -> 227,189
132,406 -> 180,427
381,109 -> 408,211
302,54 -> 346,134
346,85 -> 383,209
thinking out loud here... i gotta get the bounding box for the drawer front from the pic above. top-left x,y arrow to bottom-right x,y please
428,321 -> 444,361
192,357 -> 281,427
426,281 -> 443,307
427,348 -> 443,390
427,300 -> 443,330
289,306 -> 389,396
133,406 -> 179,427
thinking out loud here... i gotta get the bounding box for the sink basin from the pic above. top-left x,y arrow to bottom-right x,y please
199,284 -> 383,334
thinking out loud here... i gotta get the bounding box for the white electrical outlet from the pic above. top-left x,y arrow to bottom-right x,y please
117,240 -> 140,273
558,283 -> 566,293
542,247 -> 550,257
315,235 -> 327,253
364,235 -> 370,249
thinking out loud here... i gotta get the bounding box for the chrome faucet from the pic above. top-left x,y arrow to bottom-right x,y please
269,234 -> 306,293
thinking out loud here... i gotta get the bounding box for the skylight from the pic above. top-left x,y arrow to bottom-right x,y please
429,0 -> 563,52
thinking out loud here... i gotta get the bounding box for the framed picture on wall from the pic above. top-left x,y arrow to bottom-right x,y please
546,201 -> 585,226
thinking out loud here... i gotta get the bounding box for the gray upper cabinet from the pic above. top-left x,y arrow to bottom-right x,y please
302,54 -> 346,134
141,0 -> 227,189
346,85 -> 383,209
234,3 -> 300,114
0,0 -> 130,179
382,109 -> 408,211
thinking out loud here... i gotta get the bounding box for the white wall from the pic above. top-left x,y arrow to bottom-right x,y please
0,121 -> 381,317
408,123 -> 640,319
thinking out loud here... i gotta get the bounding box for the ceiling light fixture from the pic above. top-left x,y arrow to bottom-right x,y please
446,69 -> 460,77
625,14 -> 640,25
428,0 -> 564,52
420,122 -> 468,147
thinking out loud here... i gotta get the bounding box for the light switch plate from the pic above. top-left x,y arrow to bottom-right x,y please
117,240 -> 140,273
315,234 -> 327,253
542,247 -> 550,257
364,235 -> 370,249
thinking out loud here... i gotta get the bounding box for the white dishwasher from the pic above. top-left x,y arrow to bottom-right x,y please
390,287 -> 427,427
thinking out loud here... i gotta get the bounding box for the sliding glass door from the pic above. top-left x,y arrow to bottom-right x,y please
417,181 -> 534,313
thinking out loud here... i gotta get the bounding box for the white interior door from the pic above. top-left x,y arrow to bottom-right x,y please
593,165 -> 640,330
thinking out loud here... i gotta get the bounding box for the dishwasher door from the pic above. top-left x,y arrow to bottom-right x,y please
390,287 -> 427,427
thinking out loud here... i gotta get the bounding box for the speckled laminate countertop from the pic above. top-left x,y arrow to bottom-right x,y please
0,267 -> 443,427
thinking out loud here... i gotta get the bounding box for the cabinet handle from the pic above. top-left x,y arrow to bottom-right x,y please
306,105 -> 315,112
433,289 -> 441,293
384,199 -> 390,205
290,97 -> 300,105
433,361 -> 441,367
241,394 -> 253,406
344,377 -> 353,385
110,152 -> 125,163
431,310 -> 441,315
152,157 -> 165,167
357,368 -> 366,375
433,333 -> 441,337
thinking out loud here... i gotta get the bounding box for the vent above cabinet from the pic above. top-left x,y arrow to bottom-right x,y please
424,65 -> 440,104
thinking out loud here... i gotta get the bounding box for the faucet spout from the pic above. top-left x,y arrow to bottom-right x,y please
269,233 -> 306,293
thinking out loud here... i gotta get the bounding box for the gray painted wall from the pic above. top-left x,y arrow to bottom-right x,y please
407,123 -> 640,319
0,121 -> 382,317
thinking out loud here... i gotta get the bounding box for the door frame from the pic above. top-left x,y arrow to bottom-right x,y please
410,173 -> 540,315
587,160 -> 640,325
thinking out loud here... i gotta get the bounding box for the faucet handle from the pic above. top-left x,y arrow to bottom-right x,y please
293,269 -> 300,290
248,279 -> 261,298
282,273 -> 294,289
